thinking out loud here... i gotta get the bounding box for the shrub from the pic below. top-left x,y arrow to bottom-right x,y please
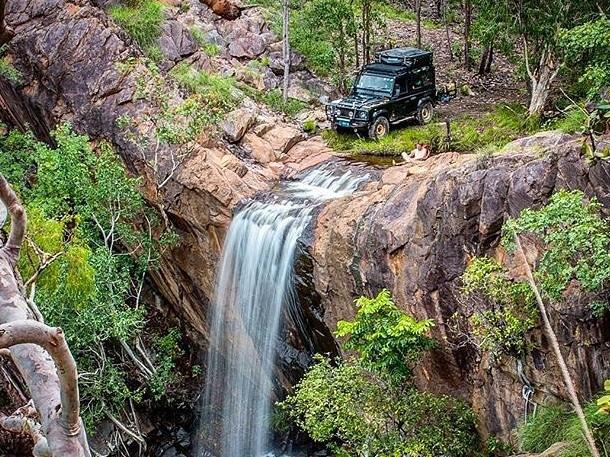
0,56 -> 22,85
546,107 -> 589,134
302,118 -> 317,132
502,190 -> 610,302
336,289 -> 435,382
109,0 -> 165,59
518,402 -> 610,457
279,357 -> 479,457
461,257 -> 537,358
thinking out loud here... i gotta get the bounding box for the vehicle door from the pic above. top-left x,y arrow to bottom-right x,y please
390,76 -> 411,121
408,66 -> 434,112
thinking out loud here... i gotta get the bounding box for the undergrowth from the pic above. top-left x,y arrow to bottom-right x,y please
323,104 -> 538,156
108,0 -> 165,61
518,402 -> 610,457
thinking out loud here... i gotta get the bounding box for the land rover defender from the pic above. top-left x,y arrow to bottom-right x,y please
326,48 -> 442,139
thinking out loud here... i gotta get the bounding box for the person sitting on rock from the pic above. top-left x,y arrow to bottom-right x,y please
400,143 -> 430,163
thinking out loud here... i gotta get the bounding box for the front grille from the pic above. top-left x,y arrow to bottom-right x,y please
339,108 -> 354,118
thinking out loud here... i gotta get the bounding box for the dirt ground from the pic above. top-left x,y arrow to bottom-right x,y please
380,16 -> 527,120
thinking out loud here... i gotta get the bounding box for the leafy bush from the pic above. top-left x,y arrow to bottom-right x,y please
279,356 -> 479,457
502,190 -> 610,302
303,118 -> 317,132
171,62 -> 239,115
518,402 -> 610,457
546,107 -> 589,134
0,56 -> 22,85
461,257 -> 537,358
108,0 -> 165,60
336,289 -> 435,382
0,125 -> 179,430
560,17 -> 610,100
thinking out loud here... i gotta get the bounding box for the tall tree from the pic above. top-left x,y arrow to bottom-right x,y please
463,0 -> 472,70
476,0 -> 601,116
282,0 -> 290,103
0,175 -> 90,457
415,0 -> 422,48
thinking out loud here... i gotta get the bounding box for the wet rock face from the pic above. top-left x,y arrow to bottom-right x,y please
311,136 -> 610,438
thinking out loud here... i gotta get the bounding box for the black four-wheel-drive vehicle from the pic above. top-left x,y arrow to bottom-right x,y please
326,47 -> 448,139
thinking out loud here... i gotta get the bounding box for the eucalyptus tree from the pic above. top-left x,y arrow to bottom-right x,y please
470,0 -> 603,115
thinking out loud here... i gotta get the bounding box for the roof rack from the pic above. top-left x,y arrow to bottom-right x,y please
375,47 -> 433,67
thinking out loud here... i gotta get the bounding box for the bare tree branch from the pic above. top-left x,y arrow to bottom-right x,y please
514,235 -> 601,457
0,174 -> 26,267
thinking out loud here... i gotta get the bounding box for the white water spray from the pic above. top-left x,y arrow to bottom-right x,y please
201,163 -> 368,457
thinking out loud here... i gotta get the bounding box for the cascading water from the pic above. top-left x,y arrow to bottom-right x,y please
201,163 -> 369,457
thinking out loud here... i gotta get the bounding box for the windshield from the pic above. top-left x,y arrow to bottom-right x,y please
355,73 -> 394,93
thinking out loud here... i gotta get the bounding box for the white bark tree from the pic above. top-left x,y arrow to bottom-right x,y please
282,0 -> 290,103
514,235 -> 600,457
0,174 -> 91,457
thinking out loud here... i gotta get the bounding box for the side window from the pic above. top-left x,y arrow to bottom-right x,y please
410,66 -> 431,91
394,77 -> 407,96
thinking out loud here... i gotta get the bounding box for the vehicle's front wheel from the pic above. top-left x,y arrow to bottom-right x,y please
368,116 -> 390,140
417,101 -> 434,125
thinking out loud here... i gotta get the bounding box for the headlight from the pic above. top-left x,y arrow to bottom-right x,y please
357,111 -> 368,119
348,110 -> 354,119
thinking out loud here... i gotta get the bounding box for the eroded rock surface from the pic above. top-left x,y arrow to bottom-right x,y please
310,136 -> 610,438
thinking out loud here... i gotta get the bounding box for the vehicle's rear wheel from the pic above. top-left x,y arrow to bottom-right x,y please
368,116 -> 390,139
417,101 -> 434,125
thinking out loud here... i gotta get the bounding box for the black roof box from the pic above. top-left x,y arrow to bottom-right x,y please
375,47 -> 433,67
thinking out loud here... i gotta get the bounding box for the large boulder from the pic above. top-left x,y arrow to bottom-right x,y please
262,125 -> 305,156
228,34 -> 266,59
158,20 -> 198,62
241,132 -> 276,164
221,108 -> 257,143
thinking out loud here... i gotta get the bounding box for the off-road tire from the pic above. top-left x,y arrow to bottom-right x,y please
368,116 -> 390,139
416,101 -> 434,125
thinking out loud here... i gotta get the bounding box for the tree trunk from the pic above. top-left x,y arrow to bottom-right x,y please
444,0 -> 453,61
525,47 -> 559,117
463,0 -> 472,70
478,43 -> 493,75
282,0 -> 290,103
361,0 -> 371,64
0,174 -> 90,457
514,235 -> 601,457
415,0 -> 422,48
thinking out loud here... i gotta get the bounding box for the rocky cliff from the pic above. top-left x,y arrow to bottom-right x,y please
310,132 -> 610,438
2,0 -> 610,449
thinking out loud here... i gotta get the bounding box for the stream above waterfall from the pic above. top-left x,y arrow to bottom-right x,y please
200,162 -> 370,457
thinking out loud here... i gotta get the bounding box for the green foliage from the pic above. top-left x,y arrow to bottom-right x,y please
170,62 -> 239,120
336,289 -> 435,382
461,257 -> 537,358
0,125 -> 178,430
518,402 -> 610,457
0,56 -> 22,85
323,105 -> 535,156
546,107 -> 590,134
240,84 -> 307,117
108,0 -> 165,60
302,118 -> 317,133
149,328 -> 184,401
598,380 -> 610,415
560,17 -> 610,100
279,356 -> 479,457
503,190 -> 610,303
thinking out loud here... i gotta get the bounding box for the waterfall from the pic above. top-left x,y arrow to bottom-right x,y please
201,163 -> 369,457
